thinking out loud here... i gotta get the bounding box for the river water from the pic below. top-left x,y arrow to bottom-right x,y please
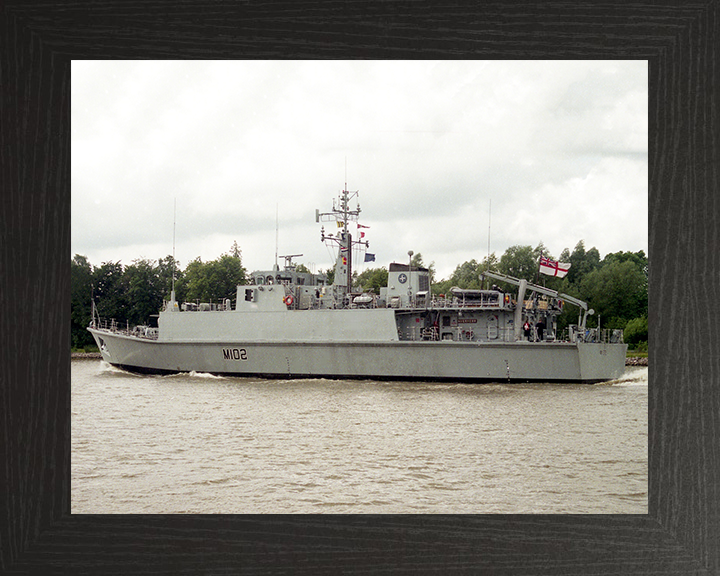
71,359 -> 648,514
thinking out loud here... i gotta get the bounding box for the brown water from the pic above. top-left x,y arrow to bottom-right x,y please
71,360 -> 648,514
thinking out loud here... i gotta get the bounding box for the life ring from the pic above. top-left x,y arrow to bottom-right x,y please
284,295 -> 294,306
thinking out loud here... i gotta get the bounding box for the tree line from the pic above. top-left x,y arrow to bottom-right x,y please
72,240 -> 647,351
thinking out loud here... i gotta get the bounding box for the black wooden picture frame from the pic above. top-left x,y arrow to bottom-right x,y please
2,2 -> 717,574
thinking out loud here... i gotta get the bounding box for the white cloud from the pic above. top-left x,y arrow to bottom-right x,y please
72,60 -> 648,280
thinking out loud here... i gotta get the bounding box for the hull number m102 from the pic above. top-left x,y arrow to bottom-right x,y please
222,348 -> 248,361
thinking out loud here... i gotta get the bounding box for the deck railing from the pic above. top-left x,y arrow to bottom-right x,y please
564,327 -> 624,344
91,318 -> 159,340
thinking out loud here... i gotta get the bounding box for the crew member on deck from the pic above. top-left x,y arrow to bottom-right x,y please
523,319 -> 531,340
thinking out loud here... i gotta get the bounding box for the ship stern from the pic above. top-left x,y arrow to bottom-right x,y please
576,342 -> 628,383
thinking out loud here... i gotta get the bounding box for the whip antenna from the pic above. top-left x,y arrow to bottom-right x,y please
172,197 -> 176,296
487,198 -> 491,270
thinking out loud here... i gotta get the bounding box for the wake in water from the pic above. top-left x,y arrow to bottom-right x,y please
157,370 -> 228,380
609,366 -> 648,387
97,360 -> 130,375
96,361 -> 227,381
186,371 -> 225,379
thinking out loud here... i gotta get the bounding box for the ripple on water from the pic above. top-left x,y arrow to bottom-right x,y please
72,360 -> 648,514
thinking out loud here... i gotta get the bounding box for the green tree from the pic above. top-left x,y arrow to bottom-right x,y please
533,242 -> 550,262
602,250 -> 648,316
179,247 -> 247,304
124,258 -> 163,325
355,267 -> 388,293
178,258 -> 209,303
71,254 -> 95,349
481,252 -> 500,273
579,260 -> 647,329
623,316 -> 648,347
433,255 -> 493,294
157,255 -> 182,300
432,277 -> 453,296
209,253 -> 248,300
410,252 -> 436,284
565,241 -> 601,285
320,267 -> 335,285
602,250 -> 647,269
498,245 -> 537,281
447,259 -> 483,289
92,261 -> 128,326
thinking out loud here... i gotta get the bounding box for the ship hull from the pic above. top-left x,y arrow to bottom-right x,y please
88,328 -> 627,383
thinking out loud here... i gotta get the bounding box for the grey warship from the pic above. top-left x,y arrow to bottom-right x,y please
88,187 -> 627,383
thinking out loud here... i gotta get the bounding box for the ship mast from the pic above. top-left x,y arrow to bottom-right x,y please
316,184 -> 369,305
339,182 -> 352,289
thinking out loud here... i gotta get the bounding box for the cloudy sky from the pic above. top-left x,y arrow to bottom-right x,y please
71,60 -> 647,280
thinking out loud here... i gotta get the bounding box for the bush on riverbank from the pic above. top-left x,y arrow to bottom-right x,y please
623,316 -> 647,347
633,341 -> 648,354
72,345 -> 99,354
627,351 -> 647,358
